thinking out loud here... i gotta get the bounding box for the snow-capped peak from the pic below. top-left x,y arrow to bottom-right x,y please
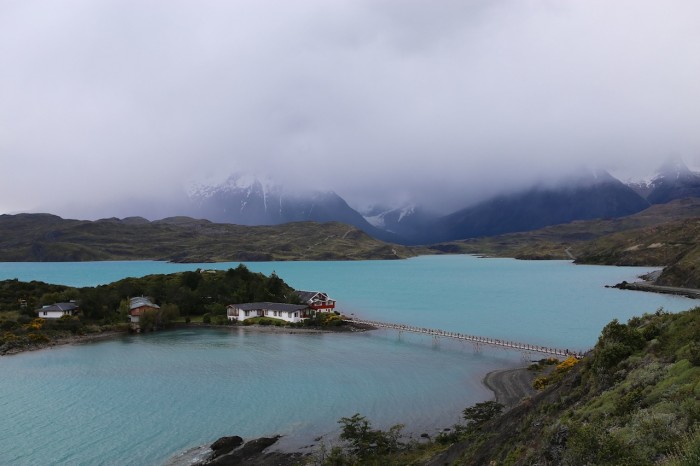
358,203 -> 418,230
187,173 -> 281,200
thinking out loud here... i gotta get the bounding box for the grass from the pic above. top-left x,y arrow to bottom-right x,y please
431,199 -> 700,288
0,214 -> 420,262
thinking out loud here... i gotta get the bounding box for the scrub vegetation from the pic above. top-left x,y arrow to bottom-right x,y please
0,213 -> 418,262
313,307 -> 700,465
434,199 -> 700,288
0,265 -> 301,354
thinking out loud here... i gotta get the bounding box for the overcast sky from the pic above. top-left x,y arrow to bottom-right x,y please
1,0 -> 699,217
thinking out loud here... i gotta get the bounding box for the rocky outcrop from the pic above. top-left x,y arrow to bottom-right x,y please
209,436 -> 243,458
198,435 -> 307,466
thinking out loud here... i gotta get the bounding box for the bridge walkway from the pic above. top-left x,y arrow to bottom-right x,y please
344,317 -> 583,358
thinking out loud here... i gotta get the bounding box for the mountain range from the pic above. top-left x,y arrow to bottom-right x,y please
181,159 -> 700,245
186,175 -> 401,243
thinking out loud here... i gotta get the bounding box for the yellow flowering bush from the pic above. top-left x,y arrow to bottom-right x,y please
24,318 -> 45,331
556,356 -> 580,372
533,376 -> 549,390
534,356 -> 581,390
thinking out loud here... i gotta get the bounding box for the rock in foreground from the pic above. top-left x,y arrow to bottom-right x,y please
198,435 -> 307,466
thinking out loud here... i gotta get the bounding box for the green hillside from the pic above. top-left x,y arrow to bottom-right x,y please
432,198 -> 700,260
575,218 -> 700,288
0,214 -> 418,262
431,199 -> 700,288
318,307 -> 700,465
430,307 -> 700,465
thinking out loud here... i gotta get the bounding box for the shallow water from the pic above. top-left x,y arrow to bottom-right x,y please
0,256 -> 694,465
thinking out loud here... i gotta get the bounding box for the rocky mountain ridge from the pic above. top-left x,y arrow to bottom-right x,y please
183,160 -> 700,245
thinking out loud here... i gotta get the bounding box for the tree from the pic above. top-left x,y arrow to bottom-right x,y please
338,413 -> 404,459
462,401 -> 504,428
180,271 -> 202,291
160,303 -> 180,324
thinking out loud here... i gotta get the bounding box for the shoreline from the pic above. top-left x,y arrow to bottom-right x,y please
482,366 -> 537,408
0,330 -> 128,356
4,323 -> 543,464
610,280 -> 700,299
168,363 -> 539,465
0,322 -> 373,357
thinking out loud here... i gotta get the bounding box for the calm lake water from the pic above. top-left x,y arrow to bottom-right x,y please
0,256 -> 695,465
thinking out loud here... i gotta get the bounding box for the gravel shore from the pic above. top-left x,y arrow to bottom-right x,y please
482,366 -> 537,408
1,322 -> 371,357
0,330 -> 127,356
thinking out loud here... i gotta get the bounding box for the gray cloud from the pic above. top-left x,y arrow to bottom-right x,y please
1,0 -> 699,216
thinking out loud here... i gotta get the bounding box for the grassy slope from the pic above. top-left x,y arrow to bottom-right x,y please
431,199 -> 700,288
432,198 -> 700,260
575,218 -> 700,288
0,214 -> 419,262
426,307 -> 700,466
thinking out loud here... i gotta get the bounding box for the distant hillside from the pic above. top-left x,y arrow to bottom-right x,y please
435,198 -> 700,257
430,170 -> 649,244
432,199 -> 700,288
0,214 -> 417,262
575,218 -> 700,289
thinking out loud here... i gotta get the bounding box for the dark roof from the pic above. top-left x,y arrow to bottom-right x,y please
228,302 -> 308,312
35,302 -> 78,313
129,297 -> 159,311
295,291 -> 331,302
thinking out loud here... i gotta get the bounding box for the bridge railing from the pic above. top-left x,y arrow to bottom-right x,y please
344,317 -> 584,358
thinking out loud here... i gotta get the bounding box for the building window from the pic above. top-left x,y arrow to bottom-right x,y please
244,310 -> 250,317
43,311 -> 47,316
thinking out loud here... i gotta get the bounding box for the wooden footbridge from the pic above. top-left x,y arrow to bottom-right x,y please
344,317 -> 583,358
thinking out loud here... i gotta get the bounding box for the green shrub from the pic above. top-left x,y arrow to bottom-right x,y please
212,315 -> 228,325
202,313 -> 211,324
663,428 -> 700,466
27,333 -> 50,343
0,320 -> 17,331
337,413 -> 404,459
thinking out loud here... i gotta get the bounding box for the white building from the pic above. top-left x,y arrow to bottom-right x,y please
227,302 -> 310,323
35,302 -> 79,319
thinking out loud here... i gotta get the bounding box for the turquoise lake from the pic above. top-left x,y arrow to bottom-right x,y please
0,256 -> 696,465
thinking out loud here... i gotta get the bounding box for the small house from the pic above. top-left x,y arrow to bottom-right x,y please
227,302 -> 311,323
35,302 -> 79,319
295,291 -> 336,313
128,297 -> 160,324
